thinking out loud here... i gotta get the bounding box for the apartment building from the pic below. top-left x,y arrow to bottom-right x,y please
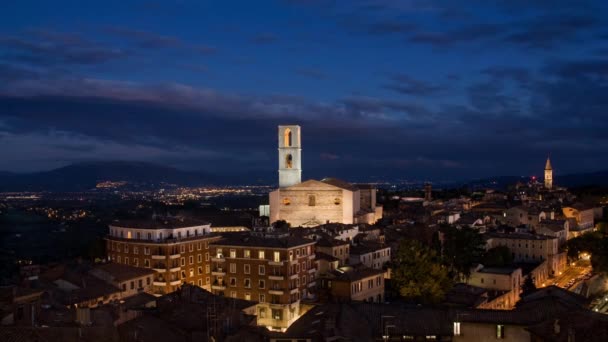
317,265 -> 384,303
563,203 -> 595,229
349,242 -> 391,271
209,232 -> 316,330
105,217 -> 221,295
315,237 -> 349,266
467,266 -> 522,310
485,232 -> 565,276
89,263 -> 156,298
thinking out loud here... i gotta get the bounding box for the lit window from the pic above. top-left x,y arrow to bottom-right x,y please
259,251 -> 265,260
274,251 -> 281,262
230,249 -> 236,258
283,198 -> 291,206
454,322 -> 461,336
244,249 -> 251,258
284,128 -> 292,147
497,325 -> 504,339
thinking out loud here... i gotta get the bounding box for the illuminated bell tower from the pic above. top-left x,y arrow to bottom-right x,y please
544,156 -> 553,190
278,125 -> 301,188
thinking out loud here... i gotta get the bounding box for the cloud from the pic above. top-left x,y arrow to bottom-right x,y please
382,73 -> 446,96
104,27 -> 182,48
104,26 -> 218,54
0,29 -> 128,66
408,23 -> 504,47
0,129 -> 225,172
481,66 -> 532,84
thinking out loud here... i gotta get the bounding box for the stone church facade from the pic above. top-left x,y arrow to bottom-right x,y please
269,125 -> 382,227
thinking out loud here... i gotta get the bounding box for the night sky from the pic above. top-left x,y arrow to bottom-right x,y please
1,1 -> 607,181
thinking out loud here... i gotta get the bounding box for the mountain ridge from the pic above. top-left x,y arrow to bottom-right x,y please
1,161 -> 608,191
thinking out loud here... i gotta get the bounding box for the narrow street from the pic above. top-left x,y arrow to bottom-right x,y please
539,260 -> 592,290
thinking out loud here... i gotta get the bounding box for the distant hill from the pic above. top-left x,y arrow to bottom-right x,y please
0,161 -> 222,192
465,170 -> 608,190
1,161 -> 608,192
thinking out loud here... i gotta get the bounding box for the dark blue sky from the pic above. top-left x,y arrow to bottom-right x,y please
1,0 -> 607,181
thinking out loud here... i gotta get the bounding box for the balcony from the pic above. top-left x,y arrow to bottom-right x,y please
169,266 -> 181,272
212,268 -> 226,276
308,268 -> 317,274
308,254 -> 316,259
307,281 -> 316,288
268,260 -> 284,266
151,254 -> 165,260
169,280 -> 181,286
211,282 -> 226,290
268,289 -> 285,295
169,253 -> 180,259
289,273 -> 299,280
269,302 -> 285,308
268,275 -> 285,281
152,265 -> 167,272
211,254 -> 226,262
289,288 -> 299,294
153,281 -> 167,286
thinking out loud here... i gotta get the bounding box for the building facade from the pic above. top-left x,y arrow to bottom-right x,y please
105,218 -> 221,295
208,232 -> 316,330
269,125 -> 382,227
485,233 -> 565,276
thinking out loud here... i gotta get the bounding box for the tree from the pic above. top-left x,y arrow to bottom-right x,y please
272,220 -> 290,230
482,246 -> 513,267
566,233 -> 608,273
392,239 -> 453,304
521,276 -> 537,297
439,226 -> 485,281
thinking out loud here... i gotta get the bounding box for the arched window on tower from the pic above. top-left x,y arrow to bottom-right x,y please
285,154 -> 293,169
284,128 -> 292,147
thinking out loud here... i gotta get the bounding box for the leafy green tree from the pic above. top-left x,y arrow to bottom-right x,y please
439,226 -> 485,281
482,246 -> 513,267
392,239 -> 453,304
